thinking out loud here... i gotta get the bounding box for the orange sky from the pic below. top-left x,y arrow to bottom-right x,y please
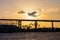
0,0 -> 60,28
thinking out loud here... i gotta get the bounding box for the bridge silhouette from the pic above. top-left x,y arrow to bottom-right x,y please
0,19 -> 60,29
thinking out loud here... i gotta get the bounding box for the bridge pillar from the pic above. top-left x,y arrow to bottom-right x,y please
35,21 -> 37,29
18,20 -> 21,28
52,21 -> 54,29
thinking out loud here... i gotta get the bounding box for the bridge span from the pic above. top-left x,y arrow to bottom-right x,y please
0,19 -> 60,29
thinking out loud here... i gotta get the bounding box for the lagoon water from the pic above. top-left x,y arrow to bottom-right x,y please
0,32 -> 60,40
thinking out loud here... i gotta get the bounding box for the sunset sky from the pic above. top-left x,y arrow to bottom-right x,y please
0,0 -> 60,28
0,0 -> 60,20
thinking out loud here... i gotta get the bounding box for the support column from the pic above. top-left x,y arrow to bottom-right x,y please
18,20 -> 21,28
35,21 -> 37,29
52,21 -> 54,29
51,21 -> 55,32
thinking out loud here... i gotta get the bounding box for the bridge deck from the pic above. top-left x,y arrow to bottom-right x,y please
0,19 -> 60,22
0,19 -> 60,29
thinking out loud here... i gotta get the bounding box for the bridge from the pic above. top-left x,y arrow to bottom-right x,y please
0,19 -> 60,29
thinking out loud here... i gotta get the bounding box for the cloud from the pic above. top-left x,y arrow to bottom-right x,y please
37,8 -> 60,20
45,8 -> 60,20
46,8 -> 59,13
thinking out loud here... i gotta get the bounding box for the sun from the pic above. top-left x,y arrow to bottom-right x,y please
24,9 -> 43,20
25,12 -> 35,19
24,9 -> 37,20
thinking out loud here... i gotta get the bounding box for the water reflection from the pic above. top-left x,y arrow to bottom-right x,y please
0,32 -> 60,40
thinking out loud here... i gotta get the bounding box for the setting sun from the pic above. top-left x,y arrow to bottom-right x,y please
25,9 -> 37,19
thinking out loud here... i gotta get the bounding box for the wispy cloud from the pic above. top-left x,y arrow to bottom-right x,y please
46,8 -> 59,13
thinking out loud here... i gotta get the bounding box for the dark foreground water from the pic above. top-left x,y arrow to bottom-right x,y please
0,32 -> 60,40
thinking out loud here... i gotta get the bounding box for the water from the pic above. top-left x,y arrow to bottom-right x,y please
0,32 -> 60,40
